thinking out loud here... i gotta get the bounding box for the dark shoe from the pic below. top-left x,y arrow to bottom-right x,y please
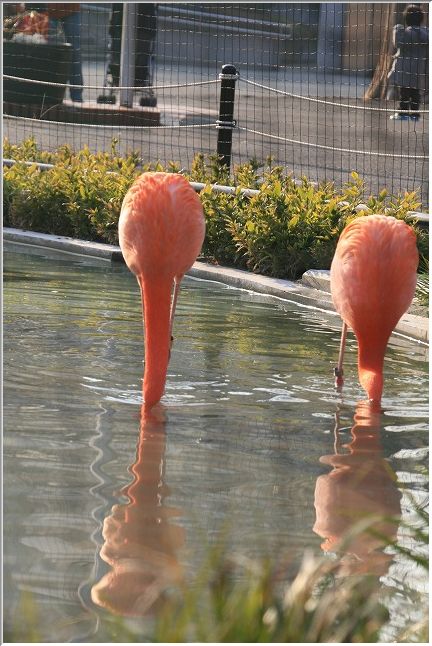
139,89 -> 157,107
97,93 -> 117,104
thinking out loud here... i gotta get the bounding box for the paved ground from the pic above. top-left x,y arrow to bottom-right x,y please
4,60 -> 429,207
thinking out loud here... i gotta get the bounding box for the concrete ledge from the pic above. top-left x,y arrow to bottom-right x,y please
4,228 -> 428,344
188,262 -> 340,313
302,268 -> 428,318
394,313 -> 429,344
3,227 -> 124,262
301,269 -> 332,292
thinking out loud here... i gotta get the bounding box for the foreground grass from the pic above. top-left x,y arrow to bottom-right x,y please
149,511 -> 428,643
5,552 -> 389,643
6,510 -> 428,643
150,551 -> 387,643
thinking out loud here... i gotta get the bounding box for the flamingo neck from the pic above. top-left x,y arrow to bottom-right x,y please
357,340 -> 386,402
139,276 -> 173,410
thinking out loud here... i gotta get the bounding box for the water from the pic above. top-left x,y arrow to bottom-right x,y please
3,248 -> 428,642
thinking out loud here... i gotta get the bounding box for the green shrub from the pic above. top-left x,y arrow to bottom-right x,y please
3,136 -> 56,164
4,141 -> 143,242
199,168 -> 428,281
3,138 -> 428,280
6,163 -> 77,236
199,185 -> 248,267
416,256 -> 429,307
224,175 -> 345,279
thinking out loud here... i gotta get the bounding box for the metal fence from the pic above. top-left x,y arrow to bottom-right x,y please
3,2 -> 429,206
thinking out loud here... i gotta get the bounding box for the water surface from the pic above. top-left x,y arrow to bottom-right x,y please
4,249 -> 428,642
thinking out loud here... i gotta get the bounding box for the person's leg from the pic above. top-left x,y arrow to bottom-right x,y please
136,5 -> 157,106
399,87 -> 411,114
135,5 -> 157,86
108,4 -> 123,86
409,88 -> 421,120
62,11 -> 83,102
391,87 -> 411,120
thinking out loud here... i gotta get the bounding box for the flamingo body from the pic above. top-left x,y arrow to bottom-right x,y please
330,215 -> 418,401
119,172 -> 205,409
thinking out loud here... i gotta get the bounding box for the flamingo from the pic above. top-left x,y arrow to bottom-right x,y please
119,172 -> 205,409
330,214 -> 418,402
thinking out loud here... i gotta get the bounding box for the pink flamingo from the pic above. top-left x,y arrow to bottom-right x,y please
119,172 -> 205,409
330,214 -> 418,401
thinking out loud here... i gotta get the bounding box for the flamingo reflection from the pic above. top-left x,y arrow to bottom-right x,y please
313,401 -> 401,576
91,405 -> 185,615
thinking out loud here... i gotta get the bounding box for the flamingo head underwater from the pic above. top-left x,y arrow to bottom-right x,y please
119,172 -> 205,410
330,214 -> 419,402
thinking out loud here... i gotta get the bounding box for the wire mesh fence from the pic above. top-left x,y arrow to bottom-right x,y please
3,2 -> 429,207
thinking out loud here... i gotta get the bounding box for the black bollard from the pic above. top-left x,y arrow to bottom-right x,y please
216,64 -> 239,169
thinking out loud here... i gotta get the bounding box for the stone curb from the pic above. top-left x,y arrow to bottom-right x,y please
4,228 -> 428,344
3,227 -> 124,262
302,269 -> 427,315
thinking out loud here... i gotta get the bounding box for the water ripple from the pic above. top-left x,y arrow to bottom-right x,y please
3,249 -> 428,642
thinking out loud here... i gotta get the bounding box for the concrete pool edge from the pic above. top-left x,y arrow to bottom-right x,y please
4,227 -> 429,344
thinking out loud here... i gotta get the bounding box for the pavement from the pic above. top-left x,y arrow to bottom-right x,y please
3,59 -> 429,207
4,227 -> 428,345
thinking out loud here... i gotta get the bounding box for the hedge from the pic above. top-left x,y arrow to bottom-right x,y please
3,137 -> 428,281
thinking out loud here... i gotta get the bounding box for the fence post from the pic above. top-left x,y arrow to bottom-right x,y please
119,3 -> 137,107
216,64 -> 239,169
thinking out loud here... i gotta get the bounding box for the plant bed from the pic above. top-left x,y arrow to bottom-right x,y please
3,139 -> 428,283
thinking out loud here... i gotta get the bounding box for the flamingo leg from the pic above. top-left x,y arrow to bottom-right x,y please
334,321 -> 348,390
169,276 -> 182,357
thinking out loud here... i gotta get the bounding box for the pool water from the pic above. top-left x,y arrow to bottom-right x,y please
3,249 -> 428,642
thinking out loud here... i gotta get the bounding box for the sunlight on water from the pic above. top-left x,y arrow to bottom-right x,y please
3,249 -> 428,642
